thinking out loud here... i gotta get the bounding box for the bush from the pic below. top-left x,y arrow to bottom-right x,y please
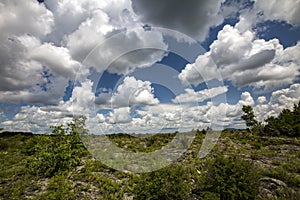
133,164 -> 190,200
38,174 -> 75,200
200,154 -> 260,199
26,117 -> 88,177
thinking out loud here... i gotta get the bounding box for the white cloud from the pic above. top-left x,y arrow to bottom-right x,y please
179,25 -> 300,90
257,96 -> 267,104
61,0 -> 167,75
0,1 -> 55,93
0,0 -> 54,38
233,0 -> 300,36
44,0 -> 100,44
269,83 -> 300,109
101,0 -> 136,27
95,91 -> 112,107
65,80 -> 95,114
163,112 -> 181,122
108,107 -> 132,124
85,113 -> 106,131
81,27 -> 168,75
254,83 -> 300,122
253,0 -> 300,26
0,35 -> 72,105
239,92 -> 255,106
0,106 -> 72,133
111,76 -> 159,108
0,65 -> 74,106
1,84 -> 298,133
178,53 -> 219,86
172,86 -> 228,103
29,43 -> 84,79
0,1 -> 80,105
211,25 -> 255,67
65,9 -> 113,62
0,14 -> 51,92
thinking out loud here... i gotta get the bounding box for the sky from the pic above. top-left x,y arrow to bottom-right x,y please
0,0 -> 300,134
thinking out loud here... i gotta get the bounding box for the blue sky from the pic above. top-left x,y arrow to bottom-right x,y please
0,0 -> 300,134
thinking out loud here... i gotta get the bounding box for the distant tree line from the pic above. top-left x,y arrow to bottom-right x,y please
242,101 -> 300,137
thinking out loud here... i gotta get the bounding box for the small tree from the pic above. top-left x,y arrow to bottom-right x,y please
241,105 -> 257,127
241,105 -> 263,134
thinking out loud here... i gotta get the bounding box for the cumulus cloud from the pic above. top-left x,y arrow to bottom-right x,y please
142,91 -> 253,130
44,0 -> 103,44
0,0 -> 54,92
108,107 -> 132,124
269,84 -> 300,109
0,0 -> 54,38
0,76 -> 69,105
74,83 -> 300,132
61,0 -> 167,75
81,27 -> 168,75
65,9 -> 113,62
0,106 -> 72,133
0,0 -> 166,102
179,25 -> 300,90
178,53 -> 219,86
1,83 -> 298,133
110,76 -> 159,108
172,86 -> 228,103
0,42 -> 42,91
29,43 -> 84,79
253,0 -> 300,26
0,0 -> 82,105
65,80 -> 96,114
254,83 -> 300,122
233,0 -> 300,34
239,91 -> 255,106
0,0 -> 168,133
44,0 -> 135,43
131,0 -> 224,40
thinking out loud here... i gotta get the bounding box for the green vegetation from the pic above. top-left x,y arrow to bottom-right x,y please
241,105 -> 264,135
242,101 -> 300,137
24,117 -> 88,177
200,154 -> 260,199
134,164 -> 190,200
107,133 -> 176,152
265,101 -> 300,137
242,105 -> 259,128
0,103 -> 299,199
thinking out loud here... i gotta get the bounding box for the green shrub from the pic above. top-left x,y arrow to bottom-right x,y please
200,154 -> 260,200
133,164 -> 190,200
38,174 -> 75,200
265,101 -> 300,137
26,117 -> 88,177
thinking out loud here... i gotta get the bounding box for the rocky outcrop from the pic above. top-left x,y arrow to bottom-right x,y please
257,177 -> 287,199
